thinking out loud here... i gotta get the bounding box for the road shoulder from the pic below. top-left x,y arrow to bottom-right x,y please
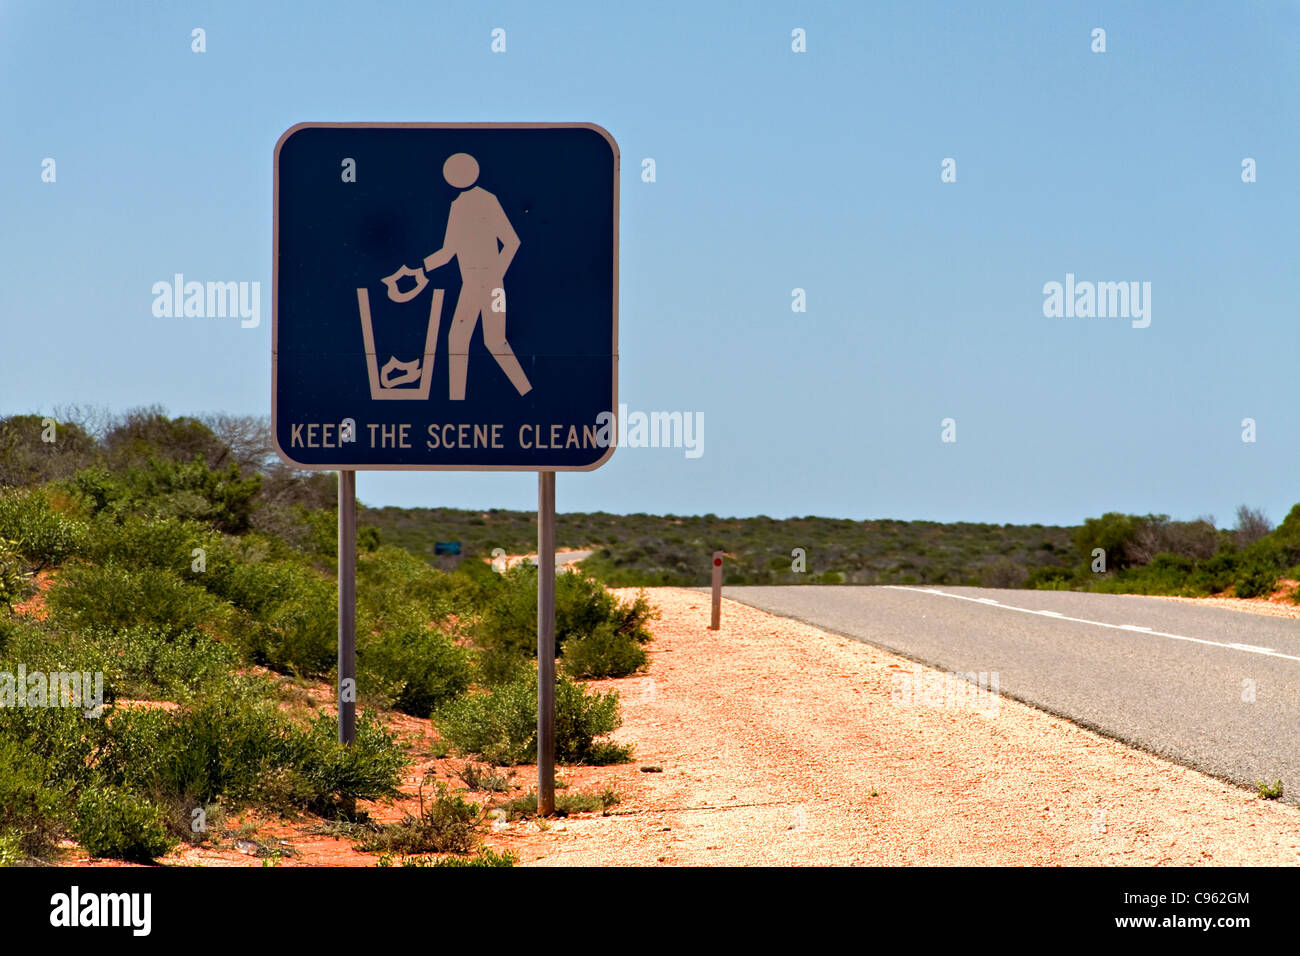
492,587 -> 1300,866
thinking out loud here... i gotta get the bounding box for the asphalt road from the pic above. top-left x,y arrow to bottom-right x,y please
502,550 -> 594,569
724,586 -> 1300,803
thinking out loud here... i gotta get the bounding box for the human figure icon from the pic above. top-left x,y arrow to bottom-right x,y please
423,153 -> 533,401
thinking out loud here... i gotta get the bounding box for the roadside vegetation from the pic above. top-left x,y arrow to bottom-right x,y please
2,406 -> 1291,862
0,407 -> 650,866
365,499 -> 1300,601
1033,506 -> 1300,601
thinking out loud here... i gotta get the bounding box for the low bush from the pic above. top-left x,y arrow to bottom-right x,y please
0,831 -> 27,867
67,458 -> 261,535
47,563 -> 227,636
554,676 -> 632,764
431,848 -> 516,867
452,762 -> 514,793
0,695 -> 113,792
1026,565 -> 1076,590
98,685 -> 407,815
82,514 -> 213,573
978,558 -> 1028,589
358,625 -> 472,716
0,488 -> 86,569
0,540 -> 31,609
473,567 -> 655,682
1234,567 -> 1277,599
0,736 -> 71,859
212,559 -> 337,675
71,786 -> 176,863
0,615 -> 232,705
562,622 -> 647,679
1257,779 -> 1284,800
288,712 -> 410,816
87,625 -> 237,701
357,546 -> 462,628
358,782 -> 481,854
434,672 -> 630,766
498,786 -> 620,819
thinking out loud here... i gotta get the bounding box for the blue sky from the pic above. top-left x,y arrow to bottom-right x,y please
2,1 -> 1297,527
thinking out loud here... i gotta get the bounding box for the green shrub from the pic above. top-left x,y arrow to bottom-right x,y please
85,625 -> 237,701
99,684 -> 406,815
1234,567 -> 1277,599
358,782 -> 481,854
1073,512 -> 1140,572
0,614 -> 230,705
72,786 -> 176,862
289,712 -> 409,815
0,540 -> 31,609
0,695 -> 113,792
432,847 -> 516,867
357,546 -> 462,631
499,786 -> 620,819
562,622 -> 647,678
0,414 -> 97,487
0,612 -> 19,655
978,558 -> 1028,589
1026,565 -> 1075,589
67,457 -> 260,534
554,676 -> 632,764
0,831 -> 28,867
434,672 -> 630,766
1257,779 -> 1284,800
82,514 -> 212,573
473,567 -> 654,681
0,488 -> 86,569
1186,552 -> 1239,595
358,625 -> 472,715
433,678 -> 535,766
47,563 -> 227,636
200,554 -> 338,675
0,736 -> 71,859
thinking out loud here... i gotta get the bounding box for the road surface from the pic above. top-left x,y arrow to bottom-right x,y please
725,585 -> 1300,803
497,549 -> 594,570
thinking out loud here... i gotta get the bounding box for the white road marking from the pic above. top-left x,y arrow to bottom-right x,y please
883,586 -> 1300,663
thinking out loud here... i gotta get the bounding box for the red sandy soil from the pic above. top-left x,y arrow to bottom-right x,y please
57,585 -> 1300,867
21,562 -> 1296,868
11,569 -> 55,619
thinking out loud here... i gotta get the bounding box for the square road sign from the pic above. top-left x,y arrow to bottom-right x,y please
273,122 -> 618,470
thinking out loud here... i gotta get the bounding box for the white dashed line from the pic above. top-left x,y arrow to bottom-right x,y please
883,586 -> 1300,663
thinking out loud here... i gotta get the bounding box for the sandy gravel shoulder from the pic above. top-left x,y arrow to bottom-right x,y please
488,587 -> 1300,866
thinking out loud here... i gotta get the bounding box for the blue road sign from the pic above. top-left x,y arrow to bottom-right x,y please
273,123 -> 618,470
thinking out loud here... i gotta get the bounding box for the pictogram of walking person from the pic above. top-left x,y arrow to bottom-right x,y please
422,152 -> 533,401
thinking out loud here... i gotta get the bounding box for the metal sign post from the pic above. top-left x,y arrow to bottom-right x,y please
709,550 -> 723,630
338,469 -> 357,744
536,472 -> 557,816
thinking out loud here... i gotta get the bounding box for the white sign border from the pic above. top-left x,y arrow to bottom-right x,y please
271,121 -> 620,472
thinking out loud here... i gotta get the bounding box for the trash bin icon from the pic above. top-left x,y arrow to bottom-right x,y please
356,265 -> 444,401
